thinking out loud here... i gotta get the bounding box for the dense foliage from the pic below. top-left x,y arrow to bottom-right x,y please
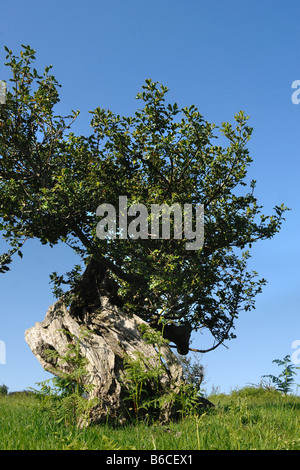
0,45 -> 288,350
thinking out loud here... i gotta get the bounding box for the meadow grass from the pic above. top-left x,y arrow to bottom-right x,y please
0,388 -> 299,450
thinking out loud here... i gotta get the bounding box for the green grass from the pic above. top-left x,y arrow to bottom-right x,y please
0,388 -> 300,450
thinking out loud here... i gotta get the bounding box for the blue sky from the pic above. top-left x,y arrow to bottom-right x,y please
0,0 -> 300,394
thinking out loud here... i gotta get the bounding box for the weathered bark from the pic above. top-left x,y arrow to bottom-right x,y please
25,296 -> 186,425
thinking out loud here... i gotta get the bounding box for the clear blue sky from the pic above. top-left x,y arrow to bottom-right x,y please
0,0 -> 300,394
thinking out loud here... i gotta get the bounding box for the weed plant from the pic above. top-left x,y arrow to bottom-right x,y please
120,323 -> 204,422
31,327 -> 98,428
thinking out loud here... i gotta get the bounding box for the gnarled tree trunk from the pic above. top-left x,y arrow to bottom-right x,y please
25,295 -> 186,425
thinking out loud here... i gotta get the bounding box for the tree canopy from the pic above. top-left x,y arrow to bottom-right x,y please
0,45 -> 288,352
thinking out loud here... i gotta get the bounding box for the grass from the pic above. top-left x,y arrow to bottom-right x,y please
0,388 -> 299,450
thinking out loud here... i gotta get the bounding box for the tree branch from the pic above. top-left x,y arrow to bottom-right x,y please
70,223 -> 146,286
